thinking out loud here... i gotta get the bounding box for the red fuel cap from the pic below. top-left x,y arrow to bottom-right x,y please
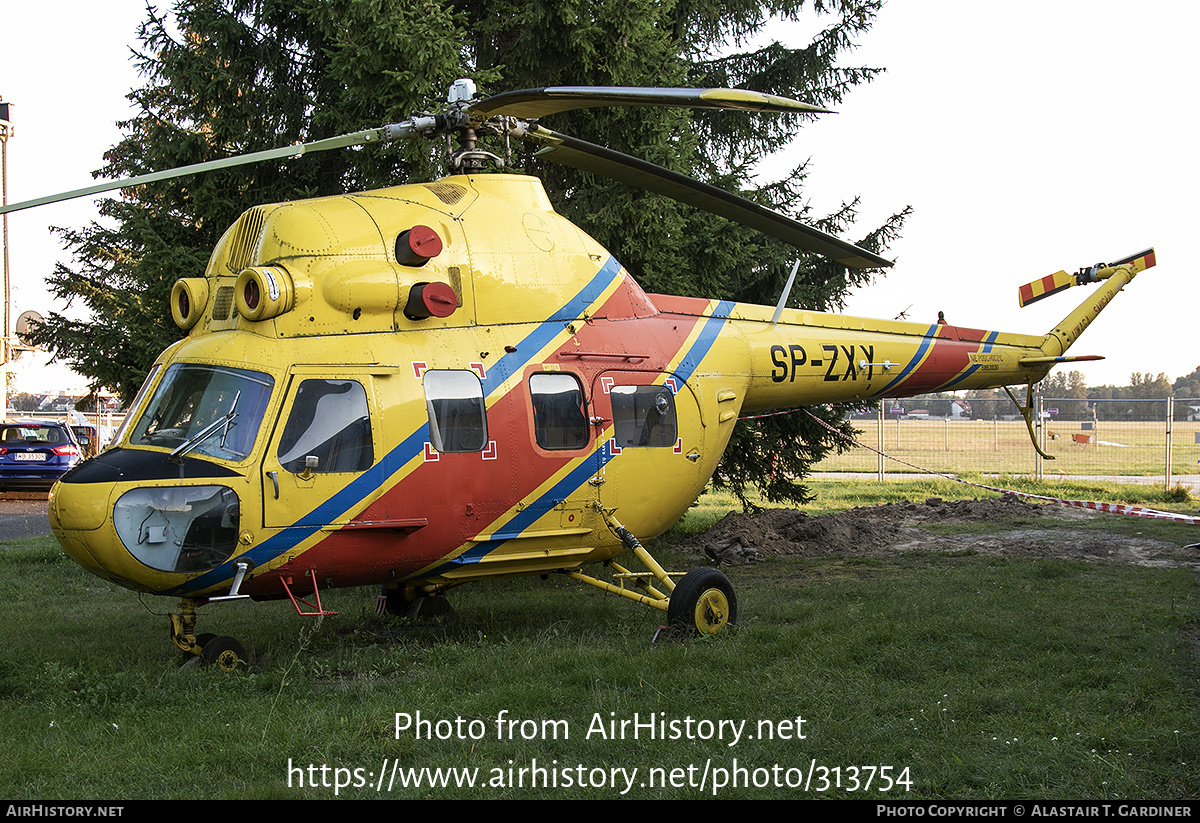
406,281 -> 457,320
396,226 -> 443,266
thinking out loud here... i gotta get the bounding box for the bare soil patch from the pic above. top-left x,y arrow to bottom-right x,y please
690,495 -> 1200,571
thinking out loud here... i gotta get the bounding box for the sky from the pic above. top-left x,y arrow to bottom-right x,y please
1,1 -> 1197,395
780,1 -> 1199,389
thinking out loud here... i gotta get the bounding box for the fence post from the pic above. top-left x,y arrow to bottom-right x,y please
1034,395 -> 1044,479
877,404 -> 885,481
1165,396 -> 1174,492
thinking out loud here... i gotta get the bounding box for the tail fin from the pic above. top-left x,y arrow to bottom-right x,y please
1030,248 -> 1155,358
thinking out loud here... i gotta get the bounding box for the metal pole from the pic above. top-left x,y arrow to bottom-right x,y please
1,102 -> 11,424
1165,396 -> 1174,492
1034,395 -> 1044,479
877,403 -> 884,481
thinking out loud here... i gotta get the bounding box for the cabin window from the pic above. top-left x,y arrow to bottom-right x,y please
129,363 -> 274,461
610,385 -> 677,447
277,379 -> 373,473
423,370 -> 487,452
529,373 -> 588,450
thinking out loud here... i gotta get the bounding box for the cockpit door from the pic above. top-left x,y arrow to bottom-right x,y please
261,372 -> 378,529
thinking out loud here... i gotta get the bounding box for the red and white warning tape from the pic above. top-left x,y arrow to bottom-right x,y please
778,408 -> 1200,527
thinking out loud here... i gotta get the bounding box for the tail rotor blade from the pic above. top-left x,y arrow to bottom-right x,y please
1018,270 -> 1075,307
1018,248 -> 1157,307
1111,247 -> 1157,273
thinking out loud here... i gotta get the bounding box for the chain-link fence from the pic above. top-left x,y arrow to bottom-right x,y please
15,398 -> 1200,490
813,396 -> 1200,491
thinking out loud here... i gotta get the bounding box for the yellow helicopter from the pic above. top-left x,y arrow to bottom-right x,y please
3,81 -> 1155,670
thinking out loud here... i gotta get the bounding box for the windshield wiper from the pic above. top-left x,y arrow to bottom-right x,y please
168,392 -> 240,463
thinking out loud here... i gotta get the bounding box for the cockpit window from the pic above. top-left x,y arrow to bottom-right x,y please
128,364 -> 274,461
110,364 -> 161,448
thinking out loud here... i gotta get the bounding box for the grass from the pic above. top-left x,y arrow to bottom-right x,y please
1,478 -> 1198,799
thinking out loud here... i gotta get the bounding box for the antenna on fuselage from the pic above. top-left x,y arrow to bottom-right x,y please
771,260 -> 802,324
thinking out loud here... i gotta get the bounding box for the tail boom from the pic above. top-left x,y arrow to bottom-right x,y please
650,297 -> 1058,413
735,313 -> 1056,412
657,248 -> 1152,417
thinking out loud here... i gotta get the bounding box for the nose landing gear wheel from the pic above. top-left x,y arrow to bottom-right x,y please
667,568 -> 736,635
200,636 -> 247,672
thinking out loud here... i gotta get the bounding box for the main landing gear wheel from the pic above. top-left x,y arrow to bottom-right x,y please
667,568 -> 737,635
200,636 -> 247,672
380,586 -> 413,617
380,586 -> 453,618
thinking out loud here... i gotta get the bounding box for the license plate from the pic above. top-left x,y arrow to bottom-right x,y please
13,453 -> 46,461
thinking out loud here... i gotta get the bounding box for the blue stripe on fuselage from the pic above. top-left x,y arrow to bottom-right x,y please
169,258 -> 627,595
940,331 -> 999,391
874,324 -> 939,397
430,299 -> 736,572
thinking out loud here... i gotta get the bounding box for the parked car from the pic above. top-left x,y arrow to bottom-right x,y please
68,423 -> 113,458
0,421 -> 83,492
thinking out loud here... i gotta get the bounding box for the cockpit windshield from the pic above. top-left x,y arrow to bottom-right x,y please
128,364 -> 275,461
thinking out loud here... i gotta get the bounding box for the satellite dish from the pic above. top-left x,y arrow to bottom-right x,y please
15,310 -> 43,348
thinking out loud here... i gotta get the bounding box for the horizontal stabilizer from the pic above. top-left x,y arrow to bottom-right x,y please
1018,354 -> 1104,366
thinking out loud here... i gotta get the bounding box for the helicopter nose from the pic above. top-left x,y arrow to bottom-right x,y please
49,478 -> 110,531
52,479 -> 244,593
48,479 -> 115,579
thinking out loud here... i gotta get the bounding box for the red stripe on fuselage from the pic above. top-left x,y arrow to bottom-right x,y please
889,325 -> 981,394
246,280 -> 708,593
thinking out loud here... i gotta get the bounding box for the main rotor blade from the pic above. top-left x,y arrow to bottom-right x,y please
523,125 -> 892,269
0,125 -> 416,215
467,86 -> 831,120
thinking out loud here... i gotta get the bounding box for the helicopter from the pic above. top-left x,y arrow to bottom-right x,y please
3,81 -> 1155,671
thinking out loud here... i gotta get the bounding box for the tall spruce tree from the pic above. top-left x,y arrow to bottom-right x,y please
34,0 -> 903,508
34,0 -> 470,399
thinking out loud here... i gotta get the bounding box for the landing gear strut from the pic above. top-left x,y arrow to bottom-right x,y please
377,584 -> 456,618
566,508 -> 738,637
170,598 -> 247,671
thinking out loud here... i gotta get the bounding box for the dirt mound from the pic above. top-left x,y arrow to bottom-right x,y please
690,496 -> 1200,570
699,506 -> 916,560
